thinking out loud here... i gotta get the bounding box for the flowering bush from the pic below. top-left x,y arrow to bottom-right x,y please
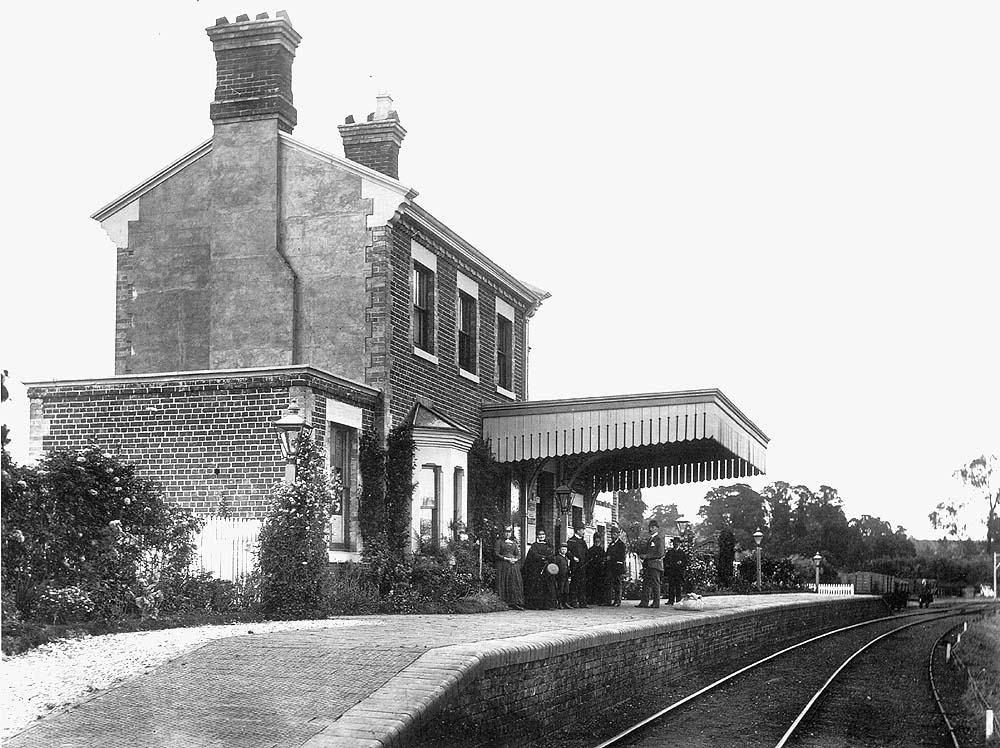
257,434 -> 342,618
1,445 -> 202,621
35,586 -> 95,624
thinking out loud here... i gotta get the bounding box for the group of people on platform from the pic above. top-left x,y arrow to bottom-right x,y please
494,519 -> 688,611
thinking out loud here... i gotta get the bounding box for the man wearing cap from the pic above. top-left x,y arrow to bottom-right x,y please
567,522 -> 590,608
665,535 -> 687,605
636,520 -> 665,608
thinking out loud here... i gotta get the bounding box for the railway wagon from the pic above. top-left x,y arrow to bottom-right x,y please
843,571 -> 897,595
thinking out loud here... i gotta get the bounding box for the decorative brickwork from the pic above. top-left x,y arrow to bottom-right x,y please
206,13 -> 301,133
27,367 -> 380,520
115,247 -> 135,374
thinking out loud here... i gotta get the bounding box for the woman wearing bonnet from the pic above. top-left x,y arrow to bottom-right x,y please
494,527 -> 525,610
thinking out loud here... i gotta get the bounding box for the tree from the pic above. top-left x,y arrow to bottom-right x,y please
616,489 -> 647,537
646,503 -> 680,533
697,484 -> 766,551
931,455 -> 999,554
761,482 -> 796,556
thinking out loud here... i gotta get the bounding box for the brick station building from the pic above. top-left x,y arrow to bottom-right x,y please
27,12 -> 769,560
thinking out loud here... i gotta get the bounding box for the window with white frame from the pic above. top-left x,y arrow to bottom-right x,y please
456,273 -> 478,376
496,297 -> 515,393
411,241 -> 437,358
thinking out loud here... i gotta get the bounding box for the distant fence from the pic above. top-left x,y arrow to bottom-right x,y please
192,517 -> 261,581
818,583 -> 854,596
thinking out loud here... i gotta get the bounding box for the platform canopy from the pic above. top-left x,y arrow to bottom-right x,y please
481,389 -> 769,493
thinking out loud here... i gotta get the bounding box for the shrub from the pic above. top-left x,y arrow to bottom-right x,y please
35,586 -> 95,624
1,445 -> 202,621
257,435 -> 341,618
324,563 -> 379,615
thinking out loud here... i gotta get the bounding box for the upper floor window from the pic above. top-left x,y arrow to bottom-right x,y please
496,312 -> 513,391
412,261 -> 434,354
458,291 -> 477,374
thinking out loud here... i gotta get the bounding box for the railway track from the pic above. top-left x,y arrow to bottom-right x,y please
592,604 -> 991,748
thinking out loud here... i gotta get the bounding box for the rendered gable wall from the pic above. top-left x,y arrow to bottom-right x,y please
279,144 -> 371,380
115,155 -> 213,374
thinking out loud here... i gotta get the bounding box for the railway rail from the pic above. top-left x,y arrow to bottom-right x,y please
592,603 -> 991,748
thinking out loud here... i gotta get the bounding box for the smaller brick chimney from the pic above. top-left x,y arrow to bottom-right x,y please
207,11 -> 302,133
338,93 -> 407,179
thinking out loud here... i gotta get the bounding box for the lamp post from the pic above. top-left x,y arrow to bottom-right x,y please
753,528 -> 763,591
813,552 -> 822,593
273,399 -> 312,483
675,515 -> 691,538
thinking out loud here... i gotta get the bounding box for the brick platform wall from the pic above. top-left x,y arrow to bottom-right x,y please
28,367 -> 380,519
411,597 -> 886,747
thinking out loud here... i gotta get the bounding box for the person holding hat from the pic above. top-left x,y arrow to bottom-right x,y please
554,543 -> 571,608
522,528 -> 555,609
636,519 -> 665,608
567,522 -> 590,608
605,523 -> 628,606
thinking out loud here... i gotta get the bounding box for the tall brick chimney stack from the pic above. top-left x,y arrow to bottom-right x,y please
338,93 -> 407,179
206,11 -> 302,133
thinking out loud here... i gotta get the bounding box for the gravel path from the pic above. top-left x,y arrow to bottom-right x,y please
1,618 -> 380,741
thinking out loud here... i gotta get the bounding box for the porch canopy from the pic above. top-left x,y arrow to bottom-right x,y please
481,389 -> 768,494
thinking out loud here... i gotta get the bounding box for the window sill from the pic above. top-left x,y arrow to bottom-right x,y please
496,385 -> 516,400
413,346 -> 438,365
327,549 -> 362,563
458,368 -> 480,384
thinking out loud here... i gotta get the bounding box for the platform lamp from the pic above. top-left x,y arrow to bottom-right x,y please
753,528 -> 764,591
675,516 -> 691,537
273,399 -> 312,483
813,552 -> 823,593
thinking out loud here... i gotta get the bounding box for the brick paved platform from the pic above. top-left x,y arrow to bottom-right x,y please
5,594 -> 860,748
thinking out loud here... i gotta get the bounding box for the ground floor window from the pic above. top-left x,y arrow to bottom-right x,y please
419,465 -> 441,545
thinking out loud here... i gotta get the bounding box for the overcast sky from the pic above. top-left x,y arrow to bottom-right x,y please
2,2 -> 997,540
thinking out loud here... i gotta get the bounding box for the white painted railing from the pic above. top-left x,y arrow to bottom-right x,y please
192,517 -> 261,581
817,583 -> 854,596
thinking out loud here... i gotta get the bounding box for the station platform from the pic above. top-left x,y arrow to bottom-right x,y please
6,593 -> 886,748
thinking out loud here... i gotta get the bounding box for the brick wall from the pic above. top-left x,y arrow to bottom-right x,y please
28,367 -> 380,519
386,217 -> 528,435
411,597 -> 885,747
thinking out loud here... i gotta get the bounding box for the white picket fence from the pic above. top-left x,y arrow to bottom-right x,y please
192,517 -> 261,581
817,583 -> 854,596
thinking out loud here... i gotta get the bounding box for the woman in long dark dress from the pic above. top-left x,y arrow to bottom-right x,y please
521,529 -> 555,609
494,527 -> 525,610
586,529 -> 607,604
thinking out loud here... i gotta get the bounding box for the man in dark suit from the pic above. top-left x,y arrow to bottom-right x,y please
664,536 -> 686,604
566,522 -> 589,608
605,523 -> 628,606
636,520 -> 665,608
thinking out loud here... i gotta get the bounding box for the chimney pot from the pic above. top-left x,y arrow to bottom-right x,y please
256,12 -> 270,20
374,92 -> 393,120
215,16 -> 230,25
338,94 -> 407,179
235,14 -> 250,22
